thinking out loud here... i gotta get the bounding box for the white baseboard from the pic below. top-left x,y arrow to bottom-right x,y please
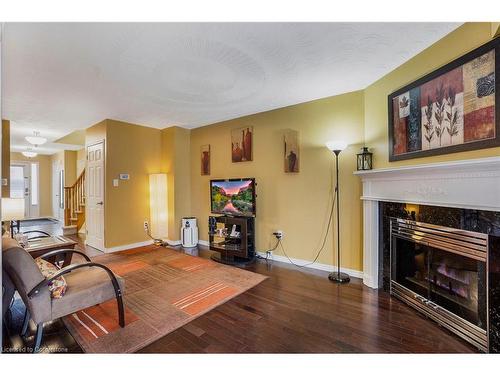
198,238 -> 363,278
164,239 -> 182,246
198,240 -> 209,247
104,240 -> 154,253
256,251 -> 364,279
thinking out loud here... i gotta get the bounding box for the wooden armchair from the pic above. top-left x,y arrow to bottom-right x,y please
2,238 -> 125,353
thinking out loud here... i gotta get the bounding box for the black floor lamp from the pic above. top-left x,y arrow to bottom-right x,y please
325,141 -> 350,284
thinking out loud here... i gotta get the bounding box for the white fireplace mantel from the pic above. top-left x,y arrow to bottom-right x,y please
354,156 -> 500,289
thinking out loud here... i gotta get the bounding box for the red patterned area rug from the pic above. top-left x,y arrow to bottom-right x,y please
62,246 -> 267,353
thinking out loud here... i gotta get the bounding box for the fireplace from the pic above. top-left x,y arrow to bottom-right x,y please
355,156 -> 500,352
390,218 -> 488,351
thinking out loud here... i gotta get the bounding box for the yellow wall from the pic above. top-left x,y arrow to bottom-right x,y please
55,129 -> 86,146
161,127 -> 176,239
364,22 -> 499,169
51,150 -> 78,187
73,22 -> 498,269
10,152 -> 52,217
492,22 -> 500,37
76,148 -> 86,176
190,91 -> 365,271
161,126 -> 191,240
64,151 -> 77,186
104,120 -> 162,249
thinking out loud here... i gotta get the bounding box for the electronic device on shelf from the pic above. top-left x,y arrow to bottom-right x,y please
208,215 -> 255,265
208,178 -> 256,265
210,178 -> 256,217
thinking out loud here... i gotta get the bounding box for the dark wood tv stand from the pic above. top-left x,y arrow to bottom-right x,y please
208,215 -> 255,265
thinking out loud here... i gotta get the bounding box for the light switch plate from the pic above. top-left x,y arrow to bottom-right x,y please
113,179 -> 119,187
119,173 -> 130,180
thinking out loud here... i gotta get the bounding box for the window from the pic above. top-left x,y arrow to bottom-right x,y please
10,165 -> 25,199
31,163 -> 38,205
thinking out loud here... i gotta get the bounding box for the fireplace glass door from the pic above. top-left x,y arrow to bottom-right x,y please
429,248 -> 486,329
392,237 -> 430,299
390,218 -> 488,351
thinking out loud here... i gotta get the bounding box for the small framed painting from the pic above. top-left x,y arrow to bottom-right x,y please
201,144 -> 210,175
231,126 -> 253,162
388,38 -> 499,161
284,129 -> 299,173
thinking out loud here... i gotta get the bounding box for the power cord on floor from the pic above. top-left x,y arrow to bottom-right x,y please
145,229 -> 181,247
256,238 -> 281,261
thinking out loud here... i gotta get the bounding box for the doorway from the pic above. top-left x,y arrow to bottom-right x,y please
86,141 -> 105,251
10,161 -> 40,219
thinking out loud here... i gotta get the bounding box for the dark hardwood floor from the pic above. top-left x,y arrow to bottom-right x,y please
3,221 -> 478,353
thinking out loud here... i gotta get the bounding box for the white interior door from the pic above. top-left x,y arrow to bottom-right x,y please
52,159 -> 64,221
11,162 -> 40,219
86,141 -> 105,251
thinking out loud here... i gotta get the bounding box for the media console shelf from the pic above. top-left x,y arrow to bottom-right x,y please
208,215 -> 255,265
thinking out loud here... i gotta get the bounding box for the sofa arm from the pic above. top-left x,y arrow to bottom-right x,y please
39,249 -> 91,263
28,262 -> 122,299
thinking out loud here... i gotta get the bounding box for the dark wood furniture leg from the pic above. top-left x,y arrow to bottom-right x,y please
33,323 -> 43,353
21,309 -> 30,337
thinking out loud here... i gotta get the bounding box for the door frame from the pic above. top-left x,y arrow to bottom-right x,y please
10,160 -> 40,219
85,140 -> 106,251
52,158 -> 64,221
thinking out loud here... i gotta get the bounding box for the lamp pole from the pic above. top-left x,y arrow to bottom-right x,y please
328,148 -> 350,284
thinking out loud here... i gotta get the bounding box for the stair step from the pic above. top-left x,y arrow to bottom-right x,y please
70,217 -> 78,222
74,210 -> 83,214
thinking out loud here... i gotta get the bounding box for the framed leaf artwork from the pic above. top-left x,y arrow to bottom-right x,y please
388,38 -> 499,161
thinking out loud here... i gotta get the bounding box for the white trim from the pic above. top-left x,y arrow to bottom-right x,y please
198,240 -> 209,247
355,156 -> 500,212
104,240 -> 154,253
362,200 -> 379,288
355,156 -> 500,290
256,251 -> 363,279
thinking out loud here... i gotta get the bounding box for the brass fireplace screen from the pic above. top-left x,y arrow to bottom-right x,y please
390,218 -> 488,352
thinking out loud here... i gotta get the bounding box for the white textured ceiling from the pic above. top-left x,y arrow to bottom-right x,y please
3,22 -> 460,154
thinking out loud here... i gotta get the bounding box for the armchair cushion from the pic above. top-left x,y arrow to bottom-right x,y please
51,267 -> 124,320
35,258 -> 67,299
2,238 -> 52,324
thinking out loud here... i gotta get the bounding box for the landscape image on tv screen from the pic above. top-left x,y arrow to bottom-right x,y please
211,179 -> 255,216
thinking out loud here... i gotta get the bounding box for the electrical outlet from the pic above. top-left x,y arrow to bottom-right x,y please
273,230 -> 284,240
143,220 -> 149,232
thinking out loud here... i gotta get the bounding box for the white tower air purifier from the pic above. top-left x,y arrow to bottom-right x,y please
181,217 -> 198,248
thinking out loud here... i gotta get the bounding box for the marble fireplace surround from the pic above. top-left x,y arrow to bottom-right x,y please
354,156 -> 500,289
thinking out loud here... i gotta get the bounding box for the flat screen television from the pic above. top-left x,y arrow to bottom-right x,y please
210,178 -> 256,217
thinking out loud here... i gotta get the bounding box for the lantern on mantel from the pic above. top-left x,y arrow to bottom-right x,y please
356,147 -> 373,171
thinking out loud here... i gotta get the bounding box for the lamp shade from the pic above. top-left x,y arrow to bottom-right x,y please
149,174 -> 168,240
325,141 -> 348,152
1,198 -> 25,221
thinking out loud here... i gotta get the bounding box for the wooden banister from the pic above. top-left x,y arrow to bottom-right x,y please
64,170 -> 86,229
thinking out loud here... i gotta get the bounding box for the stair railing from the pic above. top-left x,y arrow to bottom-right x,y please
64,170 -> 86,229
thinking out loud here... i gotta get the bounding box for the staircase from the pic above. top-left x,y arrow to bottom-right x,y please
63,170 -> 85,234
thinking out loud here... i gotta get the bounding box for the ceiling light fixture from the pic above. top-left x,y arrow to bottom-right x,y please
25,131 -> 47,146
22,148 -> 38,158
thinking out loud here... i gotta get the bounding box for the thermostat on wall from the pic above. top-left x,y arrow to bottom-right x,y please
119,173 -> 130,180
